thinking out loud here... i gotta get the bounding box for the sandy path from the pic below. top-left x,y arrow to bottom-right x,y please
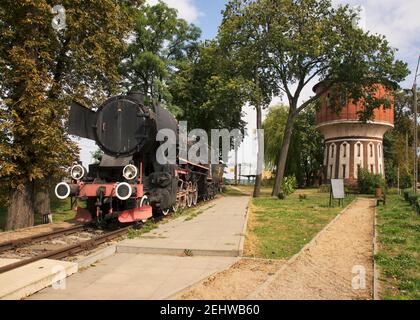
174,259 -> 285,300
252,198 -> 375,300
177,198 -> 375,300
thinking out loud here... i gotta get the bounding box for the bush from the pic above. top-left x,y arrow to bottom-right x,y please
358,169 -> 386,194
402,189 -> 420,213
400,173 -> 413,189
281,176 -> 297,196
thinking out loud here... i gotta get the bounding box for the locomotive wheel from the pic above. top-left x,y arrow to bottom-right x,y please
172,201 -> 179,213
187,193 -> 193,208
192,182 -> 198,206
180,196 -> 187,209
192,191 -> 198,206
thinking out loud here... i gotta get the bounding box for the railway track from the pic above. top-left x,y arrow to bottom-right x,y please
0,226 -> 130,275
0,224 -> 86,253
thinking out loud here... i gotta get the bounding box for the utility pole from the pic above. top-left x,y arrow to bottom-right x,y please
234,144 -> 238,185
413,55 -> 420,193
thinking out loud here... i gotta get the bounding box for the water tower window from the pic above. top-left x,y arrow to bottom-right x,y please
330,165 -> 333,178
371,164 -> 374,173
357,143 -> 361,157
342,164 -> 346,178
370,144 -> 373,157
343,143 -> 347,157
330,144 -> 335,158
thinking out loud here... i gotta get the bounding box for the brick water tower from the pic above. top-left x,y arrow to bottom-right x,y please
314,83 -> 394,185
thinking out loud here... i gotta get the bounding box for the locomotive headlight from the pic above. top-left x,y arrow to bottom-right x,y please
115,182 -> 133,201
55,182 -> 71,200
123,164 -> 138,181
70,164 -> 86,181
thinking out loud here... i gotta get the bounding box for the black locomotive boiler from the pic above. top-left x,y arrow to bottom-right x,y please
55,92 -> 224,224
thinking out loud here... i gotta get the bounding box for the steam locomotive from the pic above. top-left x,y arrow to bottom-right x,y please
54,92 -> 224,225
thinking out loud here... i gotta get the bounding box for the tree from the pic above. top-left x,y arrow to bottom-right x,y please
119,0 -> 201,110
169,41 -> 248,134
263,105 -> 324,186
219,0 -> 279,197
223,0 -> 408,197
0,0 -> 138,229
384,90 -> 417,188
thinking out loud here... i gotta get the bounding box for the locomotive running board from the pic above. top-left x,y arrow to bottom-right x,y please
118,206 -> 153,223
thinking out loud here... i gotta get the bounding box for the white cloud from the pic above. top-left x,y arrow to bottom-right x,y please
146,0 -> 202,22
333,0 -> 420,85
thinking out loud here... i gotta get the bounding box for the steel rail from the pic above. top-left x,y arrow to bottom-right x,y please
0,226 -> 130,274
0,224 -> 86,253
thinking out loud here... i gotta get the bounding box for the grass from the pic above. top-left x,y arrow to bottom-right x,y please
376,194 -> 420,300
244,188 -> 355,260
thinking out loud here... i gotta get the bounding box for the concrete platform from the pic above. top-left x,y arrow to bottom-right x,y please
28,254 -> 237,300
27,195 -> 249,300
117,196 -> 249,257
0,259 -> 78,300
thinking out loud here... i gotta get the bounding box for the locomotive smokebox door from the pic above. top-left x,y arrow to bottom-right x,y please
96,98 -> 148,156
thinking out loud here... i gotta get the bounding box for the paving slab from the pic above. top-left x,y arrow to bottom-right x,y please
0,259 -> 78,300
117,196 -> 249,256
0,258 -> 20,268
27,196 -> 249,300
28,254 -> 237,300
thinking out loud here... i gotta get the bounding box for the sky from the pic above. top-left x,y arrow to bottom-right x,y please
78,0 -> 420,178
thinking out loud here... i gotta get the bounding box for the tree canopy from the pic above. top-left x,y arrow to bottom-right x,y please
221,0 -> 409,196
119,0 -> 201,113
0,0 -> 139,229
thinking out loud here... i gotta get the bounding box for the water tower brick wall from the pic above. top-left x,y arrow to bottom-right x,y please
315,83 -> 393,185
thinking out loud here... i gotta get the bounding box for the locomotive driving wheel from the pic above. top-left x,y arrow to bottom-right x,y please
186,182 -> 193,208
172,197 -> 180,213
192,182 -> 198,206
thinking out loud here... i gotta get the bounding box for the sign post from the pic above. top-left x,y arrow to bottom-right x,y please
330,179 -> 345,207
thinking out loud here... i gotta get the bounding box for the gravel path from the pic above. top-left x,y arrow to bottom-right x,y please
252,198 -> 375,300
177,198 -> 375,300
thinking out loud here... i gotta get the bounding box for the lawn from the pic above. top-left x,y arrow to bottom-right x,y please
375,193 -> 420,300
244,188 -> 355,260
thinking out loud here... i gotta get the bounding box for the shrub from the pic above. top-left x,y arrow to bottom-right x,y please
358,169 -> 386,194
400,173 -> 413,189
404,189 -> 411,201
281,176 -> 297,196
402,189 -> 420,213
